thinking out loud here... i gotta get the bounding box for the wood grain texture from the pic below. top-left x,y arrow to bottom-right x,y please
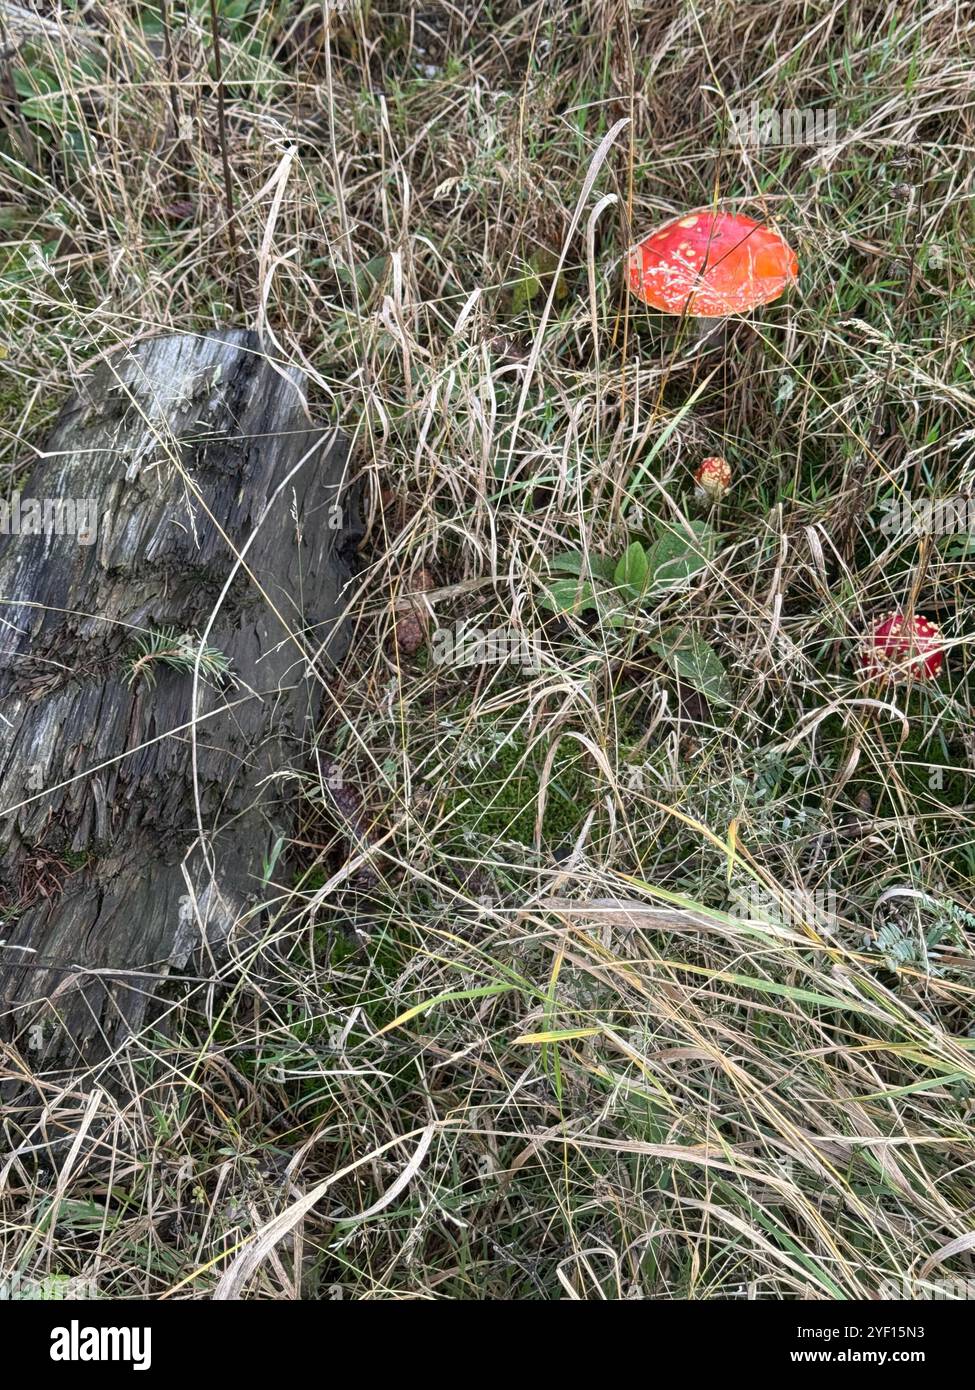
0,329 -> 359,1073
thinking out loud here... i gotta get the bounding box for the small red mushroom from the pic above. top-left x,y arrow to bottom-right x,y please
858,612 -> 944,684
694,456 -> 732,501
627,209 -> 798,318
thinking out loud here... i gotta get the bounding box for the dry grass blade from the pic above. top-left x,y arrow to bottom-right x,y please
1,0 -> 974,1304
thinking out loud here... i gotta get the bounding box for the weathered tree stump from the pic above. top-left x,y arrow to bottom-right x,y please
0,329 -> 359,1074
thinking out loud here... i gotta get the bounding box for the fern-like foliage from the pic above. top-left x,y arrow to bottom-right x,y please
874,919 -> 949,977
124,627 -> 233,690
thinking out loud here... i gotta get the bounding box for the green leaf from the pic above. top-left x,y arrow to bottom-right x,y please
377,982 -> 518,1037
15,64 -> 60,99
652,628 -> 731,704
614,541 -> 650,596
358,254 -> 389,293
548,550 -> 615,582
538,577 -> 635,628
645,520 -> 716,589
539,577 -> 599,617
511,268 -> 542,314
337,255 -> 389,300
511,248 -> 568,313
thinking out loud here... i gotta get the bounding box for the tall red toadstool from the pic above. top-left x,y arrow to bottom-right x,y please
627,209 -> 798,318
857,611 -> 944,684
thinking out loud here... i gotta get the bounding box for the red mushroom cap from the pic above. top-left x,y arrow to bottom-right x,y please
694,456 -> 732,499
627,210 -> 798,317
858,612 -> 944,684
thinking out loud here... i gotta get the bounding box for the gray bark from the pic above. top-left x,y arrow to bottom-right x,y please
0,329 -> 358,1073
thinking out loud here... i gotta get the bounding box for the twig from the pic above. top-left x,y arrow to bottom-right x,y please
208,0 -> 243,314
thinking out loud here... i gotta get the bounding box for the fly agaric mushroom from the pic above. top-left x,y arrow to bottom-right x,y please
858,611 -> 944,684
694,456 -> 732,501
627,209 -> 798,318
